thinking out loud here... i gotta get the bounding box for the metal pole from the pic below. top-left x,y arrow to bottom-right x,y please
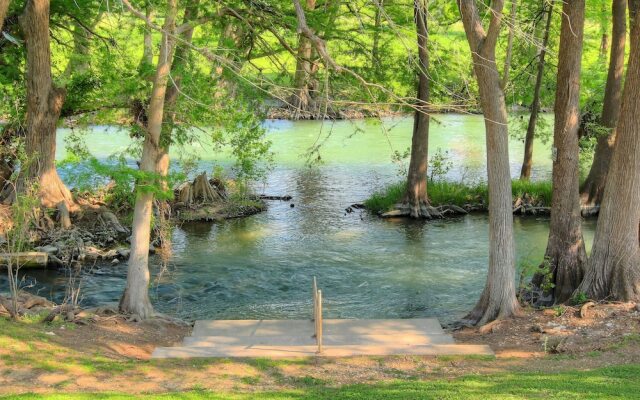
317,289 -> 323,354
312,276 -> 317,321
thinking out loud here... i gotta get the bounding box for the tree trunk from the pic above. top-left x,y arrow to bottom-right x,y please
458,0 -> 520,325
0,0 -> 10,33
62,18 -> 93,78
371,0 -> 384,76
501,0 -> 517,90
544,0 -> 587,303
580,0 -> 627,206
212,19 -> 249,97
120,0 -> 178,319
403,0 -> 431,219
141,6 -> 154,66
19,0 -> 75,210
520,0 -> 553,180
159,0 -> 200,180
576,6 -> 640,301
155,0 -> 200,232
290,0 -> 318,119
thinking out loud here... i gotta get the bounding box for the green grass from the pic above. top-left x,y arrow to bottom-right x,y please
2,364 -> 639,399
364,180 -> 553,214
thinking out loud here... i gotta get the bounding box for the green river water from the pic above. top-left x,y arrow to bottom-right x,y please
10,114 -> 596,323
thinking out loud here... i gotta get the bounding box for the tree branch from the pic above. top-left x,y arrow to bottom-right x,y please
292,0 -> 340,71
485,0 -> 505,53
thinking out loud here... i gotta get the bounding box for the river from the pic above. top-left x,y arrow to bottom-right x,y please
10,114 -> 596,323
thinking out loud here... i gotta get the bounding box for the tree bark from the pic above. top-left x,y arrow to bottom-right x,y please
120,0 -> 178,319
580,0 -> 627,206
158,0 -> 200,180
0,0 -> 10,33
141,6 -> 154,66
501,0 -> 517,90
290,0 -> 318,119
458,0 -> 520,325
19,0 -> 75,210
576,6 -> 640,301
544,0 -> 587,303
520,0 -> 553,180
403,0 -> 431,219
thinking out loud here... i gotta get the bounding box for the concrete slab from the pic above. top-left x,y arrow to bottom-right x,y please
152,344 -> 494,359
192,318 -> 445,337
183,333 -> 455,347
152,318 -> 492,359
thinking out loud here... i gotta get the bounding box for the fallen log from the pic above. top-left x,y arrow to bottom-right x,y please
0,252 -> 48,268
259,195 -> 293,201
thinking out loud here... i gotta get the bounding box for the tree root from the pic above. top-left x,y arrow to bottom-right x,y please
381,203 -> 468,219
175,172 -> 226,208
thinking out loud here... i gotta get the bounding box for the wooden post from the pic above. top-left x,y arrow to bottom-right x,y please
316,289 -> 323,354
312,276 -> 317,321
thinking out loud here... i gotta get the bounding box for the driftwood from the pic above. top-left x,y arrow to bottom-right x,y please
260,195 -> 293,201
0,252 -> 49,268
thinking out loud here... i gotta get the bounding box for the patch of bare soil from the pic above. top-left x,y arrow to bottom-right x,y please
53,315 -> 190,361
454,302 -> 640,358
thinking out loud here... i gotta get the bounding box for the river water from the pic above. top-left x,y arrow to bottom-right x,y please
11,114 -> 596,323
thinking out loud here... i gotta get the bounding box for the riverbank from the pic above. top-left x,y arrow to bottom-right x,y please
0,173 -> 269,271
365,180 -> 554,216
0,302 -> 638,398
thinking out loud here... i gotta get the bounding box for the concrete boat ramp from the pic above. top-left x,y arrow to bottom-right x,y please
152,318 -> 493,359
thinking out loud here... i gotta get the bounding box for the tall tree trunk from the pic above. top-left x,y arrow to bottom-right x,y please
403,0 -> 431,219
213,19 -> 249,97
501,0 -> 517,90
371,0 -> 384,76
576,5 -> 640,301
290,0 -> 318,119
520,0 -> 553,180
141,6 -> 154,66
19,0 -> 74,210
159,0 -> 200,180
0,0 -> 10,33
63,18 -> 95,78
120,0 -> 178,319
544,0 -> 587,303
458,0 -> 520,325
580,0 -> 627,206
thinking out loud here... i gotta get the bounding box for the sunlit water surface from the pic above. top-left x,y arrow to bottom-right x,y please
6,114 -> 596,323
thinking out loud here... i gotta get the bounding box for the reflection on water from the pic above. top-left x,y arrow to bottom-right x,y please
4,114 -> 591,324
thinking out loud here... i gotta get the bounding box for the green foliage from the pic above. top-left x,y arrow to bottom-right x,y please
571,292 -> 589,306
509,113 -> 552,145
428,148 -> 453,182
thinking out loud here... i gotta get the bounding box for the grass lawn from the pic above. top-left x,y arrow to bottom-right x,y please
2,364 -> 639,399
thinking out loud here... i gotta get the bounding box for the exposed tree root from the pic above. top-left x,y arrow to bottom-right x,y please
175,172 -> 226,207
381,202 -> 467,219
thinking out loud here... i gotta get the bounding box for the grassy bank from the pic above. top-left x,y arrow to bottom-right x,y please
3,364 -> 640,399
364,180 -> 553,214
2,312 -> 640,399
